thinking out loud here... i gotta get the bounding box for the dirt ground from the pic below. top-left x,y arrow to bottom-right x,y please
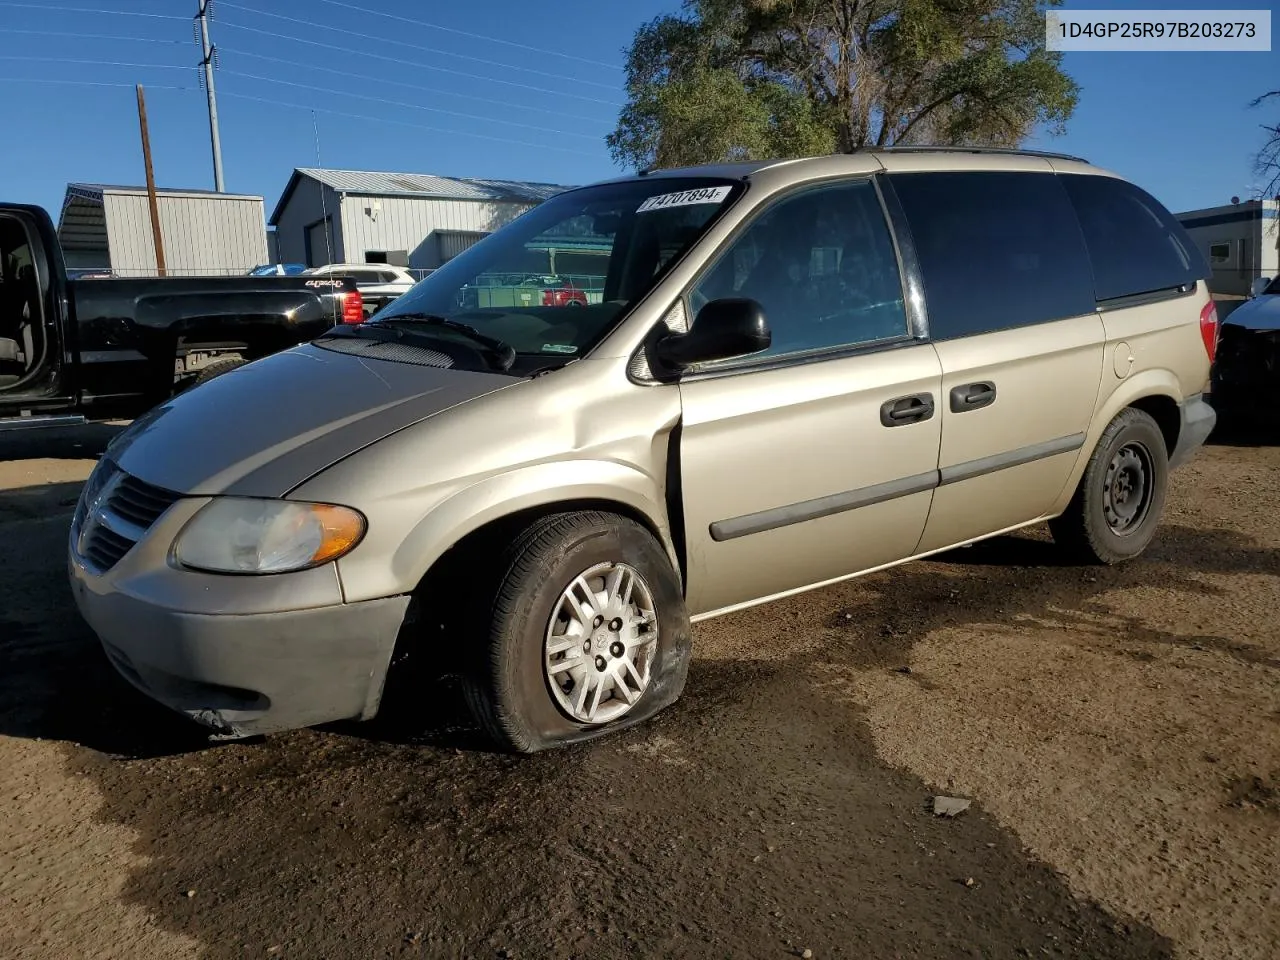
0,422 -> 1277,960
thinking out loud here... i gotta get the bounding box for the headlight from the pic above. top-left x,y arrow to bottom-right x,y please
173,498 -> 366,574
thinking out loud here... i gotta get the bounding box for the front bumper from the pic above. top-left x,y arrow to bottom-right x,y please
67,487 -> 411,738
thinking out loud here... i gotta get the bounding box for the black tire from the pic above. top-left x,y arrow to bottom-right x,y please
1049,407 -> 1169,565
192,357 -> 246,386
461,511 -> 691,753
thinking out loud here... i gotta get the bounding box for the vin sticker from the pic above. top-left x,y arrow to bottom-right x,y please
636,185 -> 732,213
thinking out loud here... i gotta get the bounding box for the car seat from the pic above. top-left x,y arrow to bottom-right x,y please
0,260 -> 38,383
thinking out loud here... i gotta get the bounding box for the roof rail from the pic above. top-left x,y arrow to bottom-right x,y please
850,144 -> 1090,164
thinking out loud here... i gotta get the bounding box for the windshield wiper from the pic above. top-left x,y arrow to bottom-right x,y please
372,312 -> 516,371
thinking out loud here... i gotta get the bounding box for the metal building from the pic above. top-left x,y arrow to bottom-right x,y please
268,168 -> 570,271
56,183 -> 269,277
1175,198 -> 1279,296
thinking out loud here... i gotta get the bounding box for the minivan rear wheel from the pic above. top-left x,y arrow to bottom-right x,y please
461,511 -> 691,753
1049,407 -> 1169,564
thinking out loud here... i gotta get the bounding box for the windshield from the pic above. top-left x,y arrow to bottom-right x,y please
1266,275 -> 1280,296
366,177 -> 743,370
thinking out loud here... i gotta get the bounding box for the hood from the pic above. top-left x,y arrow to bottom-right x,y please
1222,294 -> 1280,332
105,343 -> 518,497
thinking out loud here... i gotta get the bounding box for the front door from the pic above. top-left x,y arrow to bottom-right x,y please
675,178 -> 944,618
0,208 -> 65,406
883,169 -> 1107,554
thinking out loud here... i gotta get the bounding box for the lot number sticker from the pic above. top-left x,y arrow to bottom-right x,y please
637,185 -> 732,213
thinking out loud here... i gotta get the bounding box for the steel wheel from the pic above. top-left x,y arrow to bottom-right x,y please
544,561 -> 657,724
1102,440 -> 1153,535
1050,408 -> 1169,565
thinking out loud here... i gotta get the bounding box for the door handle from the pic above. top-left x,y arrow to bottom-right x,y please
880,393 -> 935,427
949,381 -> 997,412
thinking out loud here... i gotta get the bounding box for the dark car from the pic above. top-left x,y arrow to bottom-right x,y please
1210,276 -> 1280,424
1,203 -> 363,429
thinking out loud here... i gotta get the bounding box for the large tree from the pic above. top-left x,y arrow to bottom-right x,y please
608,0 -> 1080,171
1251,90 -> 1280,199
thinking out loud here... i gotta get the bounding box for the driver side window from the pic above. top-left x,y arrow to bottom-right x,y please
688,179 -> 909,362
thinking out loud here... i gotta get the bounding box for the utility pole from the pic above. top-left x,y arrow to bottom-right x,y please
195,0 -> 225,191
135,84 -> 167,277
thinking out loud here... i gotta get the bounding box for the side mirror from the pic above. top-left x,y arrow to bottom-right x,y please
654,298 -> 771,368
1250,276 -> 1273,299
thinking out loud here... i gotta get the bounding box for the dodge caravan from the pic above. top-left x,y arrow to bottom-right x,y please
68,148 -> 1218,751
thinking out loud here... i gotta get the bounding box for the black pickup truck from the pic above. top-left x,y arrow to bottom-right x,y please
1,202 -> 364,430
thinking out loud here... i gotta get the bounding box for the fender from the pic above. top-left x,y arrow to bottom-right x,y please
336,458 -> 677,604
1044,367 -> 1184,518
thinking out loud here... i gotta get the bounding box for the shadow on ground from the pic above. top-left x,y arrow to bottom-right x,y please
12,492 -> 1270,955
0,421 -> 124,462
10,429 -> 1277,956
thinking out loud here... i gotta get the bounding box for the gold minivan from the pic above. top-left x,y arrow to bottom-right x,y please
69,148 -> 1219,751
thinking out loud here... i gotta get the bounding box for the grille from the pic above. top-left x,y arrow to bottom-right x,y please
74,461 -> 182,574
313,335 -> 454,369
110,474 -> 182,528
82,524 -> 135,573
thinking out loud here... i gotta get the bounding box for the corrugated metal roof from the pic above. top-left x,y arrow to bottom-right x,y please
66,182 -> 264,203
291,168 -> 571,202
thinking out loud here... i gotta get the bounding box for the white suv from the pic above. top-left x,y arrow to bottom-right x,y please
302,263 -> 416,314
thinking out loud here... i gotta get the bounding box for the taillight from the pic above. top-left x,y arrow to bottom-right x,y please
341,289 -> 363,324
1199,299 -> 1219,364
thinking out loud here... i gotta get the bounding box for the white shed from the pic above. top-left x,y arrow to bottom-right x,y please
56,183 -> 269,277
268,168 -> 570,272
1174,199 -> 1279,296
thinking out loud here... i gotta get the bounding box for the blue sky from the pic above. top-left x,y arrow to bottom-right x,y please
0,0 -> 1276,230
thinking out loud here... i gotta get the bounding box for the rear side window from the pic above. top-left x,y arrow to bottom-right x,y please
1060,173 -> 1208,301
888,171 -> 1095,340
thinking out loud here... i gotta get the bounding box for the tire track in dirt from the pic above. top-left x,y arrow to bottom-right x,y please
0,441 -> 201,960
4,431 -> 1271,959
696,443 -> 1280,960
0,441 -> 1169,959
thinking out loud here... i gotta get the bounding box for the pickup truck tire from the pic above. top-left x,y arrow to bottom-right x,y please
193,357 -> 247,386
462,511 -> 691,753
1049,407 -> 1169,565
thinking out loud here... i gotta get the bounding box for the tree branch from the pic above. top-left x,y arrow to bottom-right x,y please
895,87 -> 968,144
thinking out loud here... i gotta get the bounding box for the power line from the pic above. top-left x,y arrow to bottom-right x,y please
0,77 -> 599,177
0,27 -> 618,116
216,89 -> 598,157
217,20 -> 622,107
313,0 -> 622,71
0,76 -> 193,91
0,55 -> 191,70
0,27 -> 186,45
220,47 -> 610,127
216,1 -> 619,92
0,1 -> 186,19
0,74 -> 598,156
221,69 -> 602,141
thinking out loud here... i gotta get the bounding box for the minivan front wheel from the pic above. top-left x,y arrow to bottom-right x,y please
462,511 -> 691,753
1050,407 -> 1169,564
